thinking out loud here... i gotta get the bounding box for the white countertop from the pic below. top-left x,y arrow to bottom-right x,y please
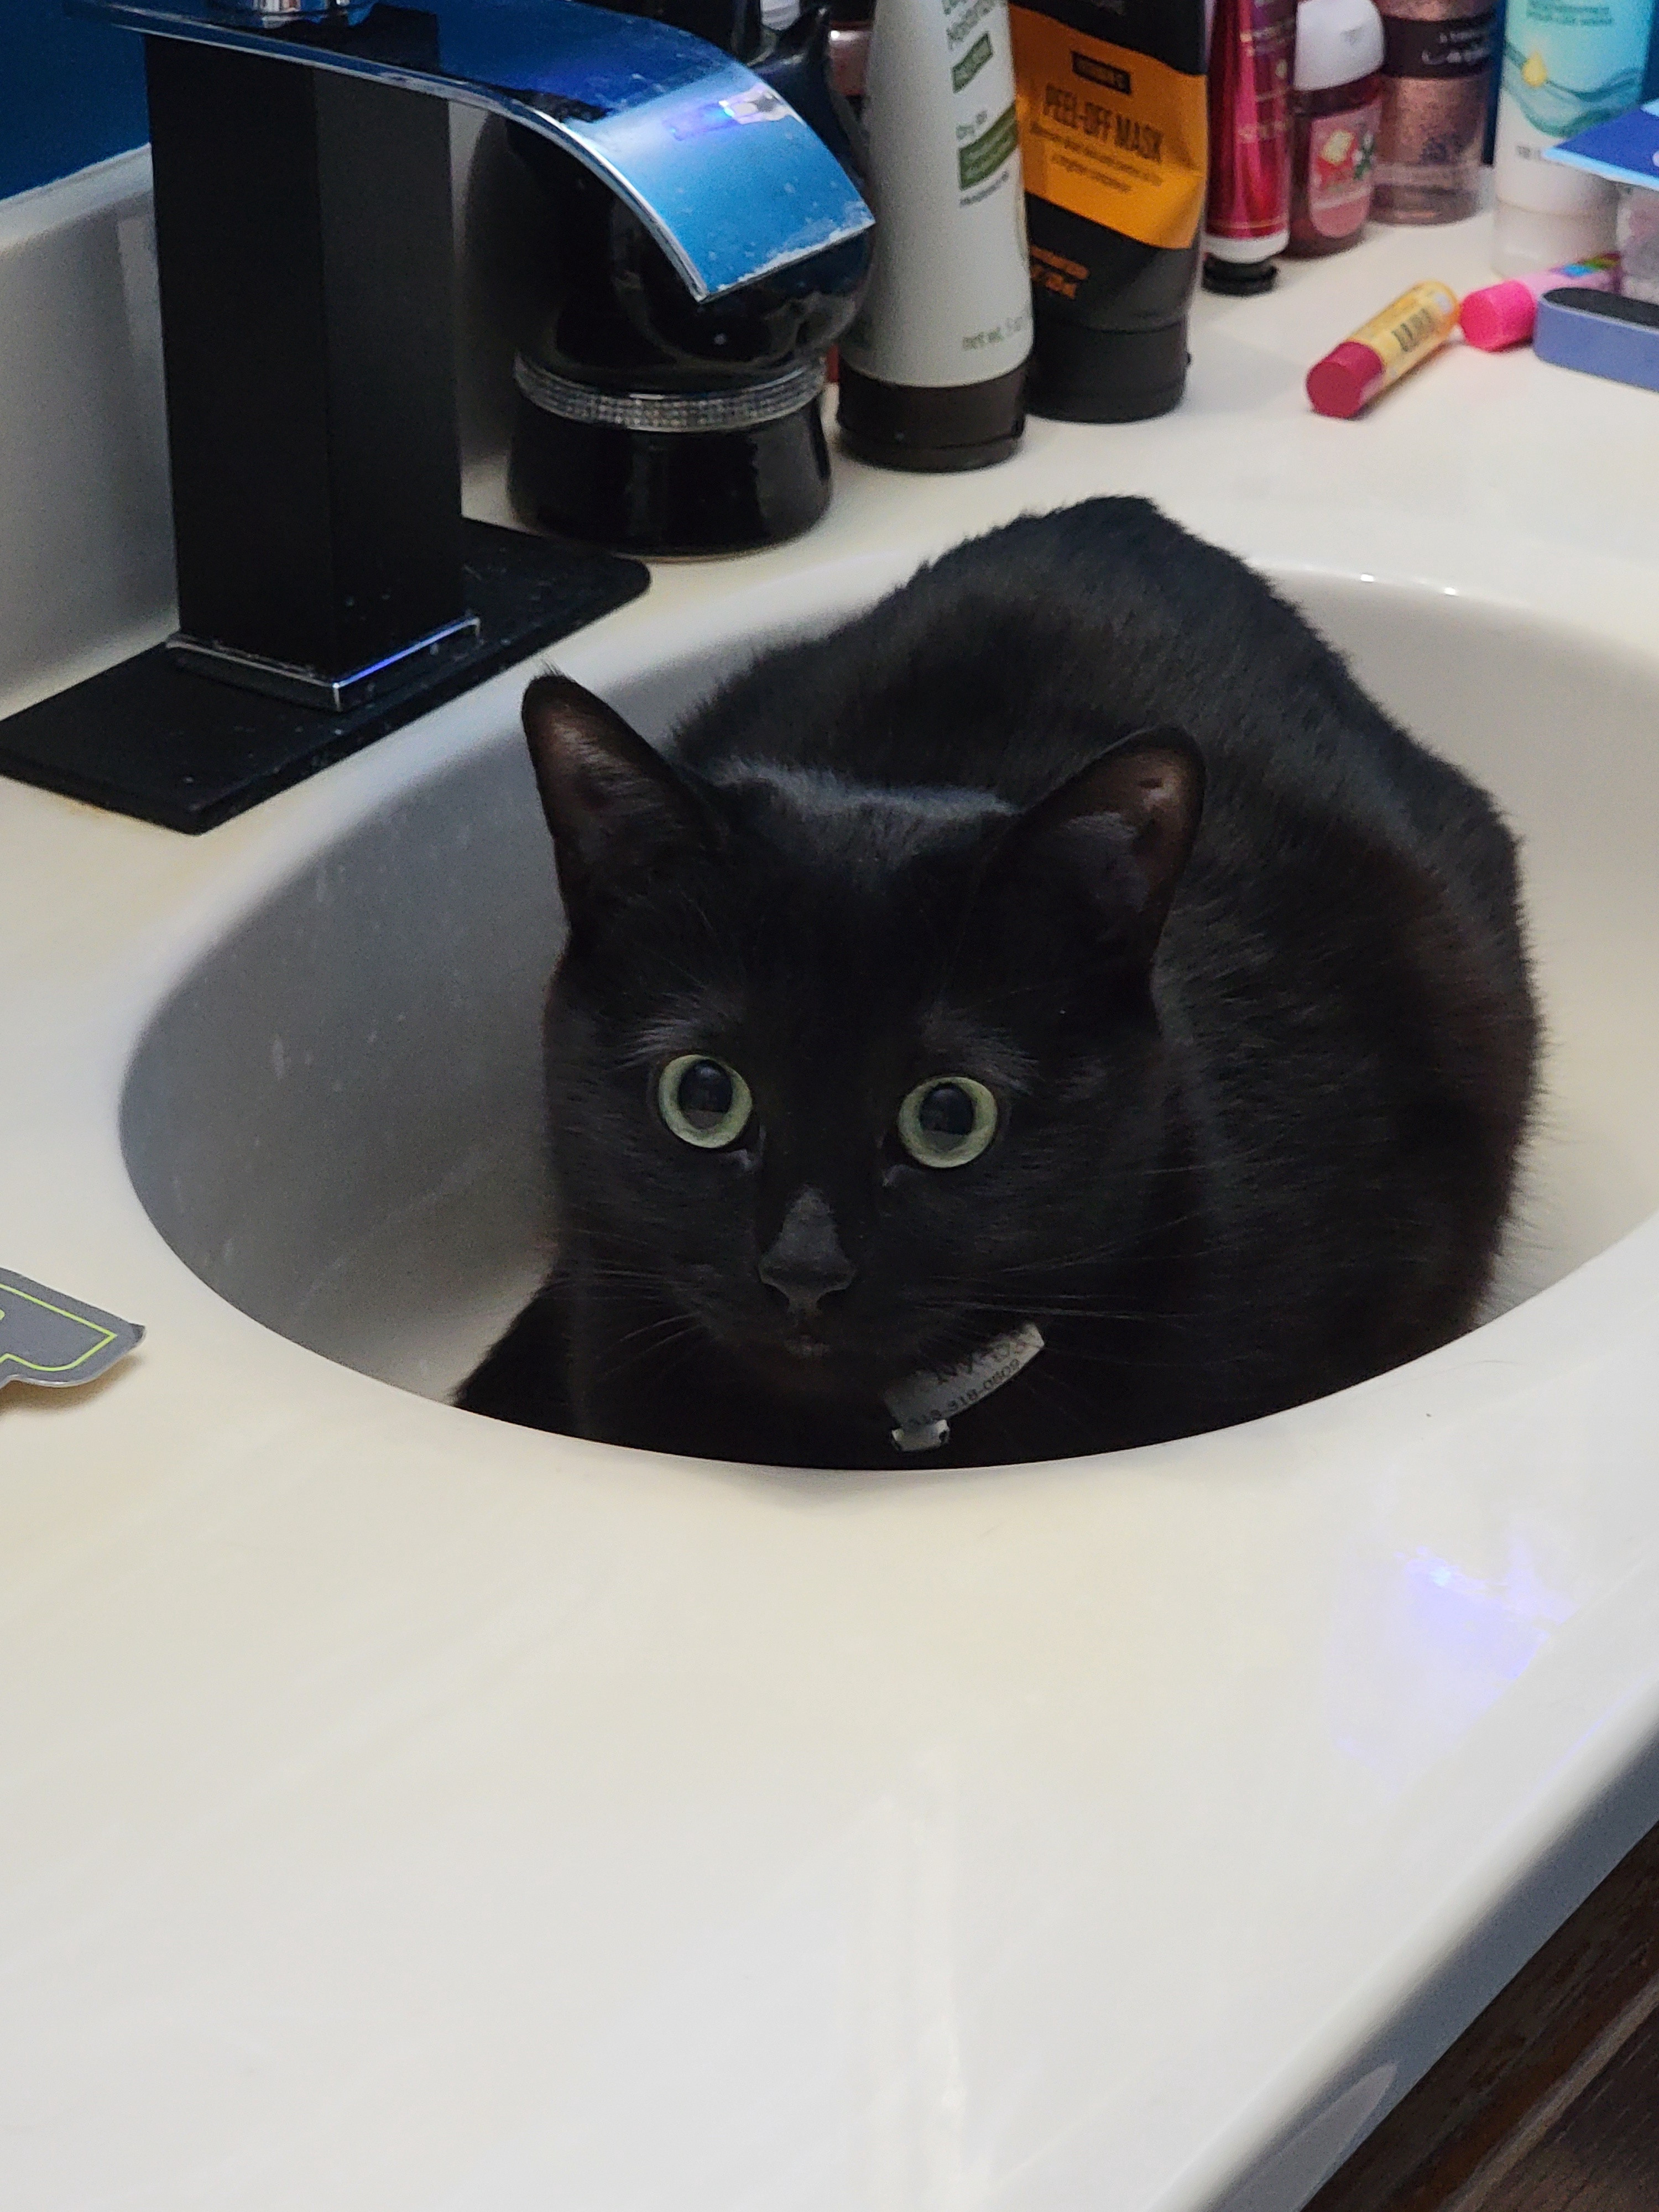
6,196 -> 1659,2212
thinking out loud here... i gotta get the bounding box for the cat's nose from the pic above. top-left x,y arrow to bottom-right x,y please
757,1187 -> 857,1314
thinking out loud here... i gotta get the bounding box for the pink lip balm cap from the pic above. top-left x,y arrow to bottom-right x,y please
1459,279 -> 1536,352
1305,340 -> 1385,419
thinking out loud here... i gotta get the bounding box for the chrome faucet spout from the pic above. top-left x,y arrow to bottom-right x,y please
67,0 -> 873,300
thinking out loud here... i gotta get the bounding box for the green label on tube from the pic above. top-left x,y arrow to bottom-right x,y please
958,101 -> 1019,188
953,33 -> 994,91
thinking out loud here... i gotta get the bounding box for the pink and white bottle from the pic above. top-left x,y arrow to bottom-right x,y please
1286,0 -> 1385,258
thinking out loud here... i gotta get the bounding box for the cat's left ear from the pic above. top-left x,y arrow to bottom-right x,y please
1003,728 -> 1204,955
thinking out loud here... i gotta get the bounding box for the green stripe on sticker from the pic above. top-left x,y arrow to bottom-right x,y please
952,33 -> 994,92
958,101 -> 1020,190
0,1268 -> 142,1390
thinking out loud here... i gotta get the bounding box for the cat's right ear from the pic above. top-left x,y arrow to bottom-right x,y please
997,727 -> 1206,959
522,675 -> 716,914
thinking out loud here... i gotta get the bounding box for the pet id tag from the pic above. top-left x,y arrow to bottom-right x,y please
883,1322 -> 1045,1453
0,1269 -> 144,1392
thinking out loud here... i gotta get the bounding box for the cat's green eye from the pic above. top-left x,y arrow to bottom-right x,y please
896,1077 -> 998,1169
658,1055 -> 753,1149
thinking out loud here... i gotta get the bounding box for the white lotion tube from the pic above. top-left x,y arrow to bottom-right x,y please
836,0 -> 1033,469
1492,0 -> 1655,273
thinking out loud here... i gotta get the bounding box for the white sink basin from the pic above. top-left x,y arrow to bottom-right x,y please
122,567 -> 1659,1407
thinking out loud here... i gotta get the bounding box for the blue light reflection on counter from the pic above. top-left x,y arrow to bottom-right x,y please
1329,1541 -> 1575,1794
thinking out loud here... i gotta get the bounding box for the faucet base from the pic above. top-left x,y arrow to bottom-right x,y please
509,386 -> 832,557
166,614 -> 484,717
0,521 -> 648,835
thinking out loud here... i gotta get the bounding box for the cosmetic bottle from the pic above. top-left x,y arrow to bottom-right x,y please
1203,0 -> 1299,293
1619,184 -> 1659,304
1011,0 -> 1208,418
837,0 -> 1032,468
1286,0 -> 1384,258
1491,0 -> 1655,273
826,0 -> 871,108
1371,0 -> 1499,224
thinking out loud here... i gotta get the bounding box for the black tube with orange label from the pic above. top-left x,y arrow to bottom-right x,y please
1011,0 -> 1208,420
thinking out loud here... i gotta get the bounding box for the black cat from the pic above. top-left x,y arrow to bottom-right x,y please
459,499 -> 1536,1468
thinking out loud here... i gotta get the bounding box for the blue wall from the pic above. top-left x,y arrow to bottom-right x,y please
1,0 -> 148,200
2,0 -> 1655,205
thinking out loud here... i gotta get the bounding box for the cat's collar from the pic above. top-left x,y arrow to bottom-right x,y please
881,1323 -> 1045,1454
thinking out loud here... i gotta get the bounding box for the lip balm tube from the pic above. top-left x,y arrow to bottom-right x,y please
1458,254 -> 1620,351
1305,277 -> 1458,415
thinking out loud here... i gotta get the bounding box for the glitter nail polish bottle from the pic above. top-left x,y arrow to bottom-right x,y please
1371,0 -> 1499,225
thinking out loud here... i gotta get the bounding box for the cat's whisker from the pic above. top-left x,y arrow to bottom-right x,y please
604,1307 -> 703,1348
589,1314 -> 707,1385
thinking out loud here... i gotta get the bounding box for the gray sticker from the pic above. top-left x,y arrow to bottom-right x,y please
0,1269 -> 144,1391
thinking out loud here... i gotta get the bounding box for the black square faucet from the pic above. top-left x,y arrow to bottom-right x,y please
0,0 -> 871,830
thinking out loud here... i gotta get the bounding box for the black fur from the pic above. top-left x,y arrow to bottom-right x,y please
459,499 -> 1537,1468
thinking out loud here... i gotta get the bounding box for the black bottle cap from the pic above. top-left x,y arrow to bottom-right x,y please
1201,253 -> 1280,296
1024,317 -> 1189,423
836,358 -> 1027,472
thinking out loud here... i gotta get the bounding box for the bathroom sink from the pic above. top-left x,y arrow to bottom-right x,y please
90,542 -> 1659,2212
18,142 -> 1659,2208
122,565 -> 1659,1405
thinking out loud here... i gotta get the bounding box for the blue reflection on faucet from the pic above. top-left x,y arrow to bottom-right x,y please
67,0 -> 874,301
